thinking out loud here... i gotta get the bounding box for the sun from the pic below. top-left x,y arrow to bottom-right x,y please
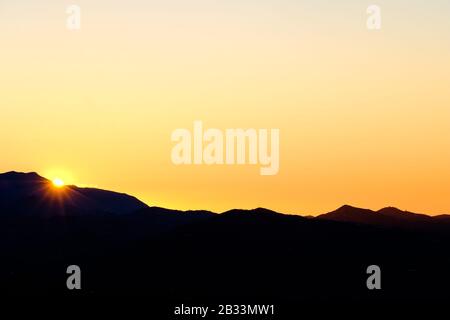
52,178 -> 65,188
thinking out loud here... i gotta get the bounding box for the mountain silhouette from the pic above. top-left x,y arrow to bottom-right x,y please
2,171 -> 449,226
1,171 -> 450,302
316,204 -> 447,229
0,171 -> 148,216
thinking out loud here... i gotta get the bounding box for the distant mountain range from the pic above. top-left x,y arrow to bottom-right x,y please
317,204 -> 450,229
1,171 -> 448,230
1,171 -> 450,300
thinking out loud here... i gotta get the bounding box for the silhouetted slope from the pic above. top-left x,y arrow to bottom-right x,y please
434,214 -> 450,222
2,170 -> 450,301
317,205 -> 376,224
69,187 -> 148,215
60,205 -> 449,300
376,206 -> 433,223
316,204 -> 448,229
221,207 -> 283,217
121,206 -> 216,236
0,171 -> 148,216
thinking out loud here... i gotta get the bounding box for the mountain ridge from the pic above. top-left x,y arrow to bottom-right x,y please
2,171 -> 450,299
1,171 -> 449,228
0,171 -> 148,216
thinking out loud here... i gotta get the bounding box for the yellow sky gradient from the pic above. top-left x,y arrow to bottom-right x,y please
1,1 -> 450,215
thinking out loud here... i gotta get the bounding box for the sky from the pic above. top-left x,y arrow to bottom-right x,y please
1,0 -> 450,215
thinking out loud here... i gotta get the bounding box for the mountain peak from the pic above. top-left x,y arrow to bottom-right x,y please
222,207 -> 280,216
336,204 -> 360,211
0,171 -> 45,181
317,204 -> 436,228
377,206 -> 404,214
0,170 -> 148,216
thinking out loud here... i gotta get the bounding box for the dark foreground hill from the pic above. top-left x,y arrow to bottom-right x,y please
1,171 -> 450,303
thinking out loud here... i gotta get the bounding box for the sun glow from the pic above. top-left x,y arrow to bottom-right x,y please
52,178 -> 65,188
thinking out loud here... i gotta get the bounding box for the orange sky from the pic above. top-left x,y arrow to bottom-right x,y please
1,1 -> 450,215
